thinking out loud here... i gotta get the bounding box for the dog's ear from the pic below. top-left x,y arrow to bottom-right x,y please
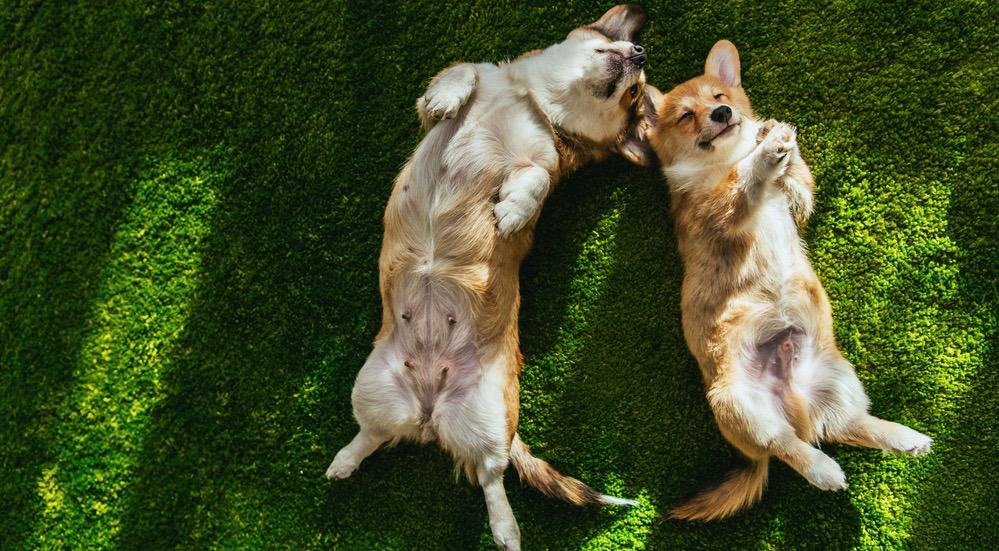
619,136 -> 656,167
705,40 -> 742,87
641,83 -> 663,129
618,84 -> 662,167
591,4 -> 648,43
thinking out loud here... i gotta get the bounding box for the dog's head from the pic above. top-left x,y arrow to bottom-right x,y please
532,4 -> 659,166
649,40 -> 756,167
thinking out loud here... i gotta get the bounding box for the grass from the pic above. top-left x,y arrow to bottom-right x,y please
1,1 -> 995,549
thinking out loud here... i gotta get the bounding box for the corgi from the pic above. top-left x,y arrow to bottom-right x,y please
325,6 -> 657,549
645,40 -> 932,521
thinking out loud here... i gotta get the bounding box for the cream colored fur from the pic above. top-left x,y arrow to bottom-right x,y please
327,6 -> 655,549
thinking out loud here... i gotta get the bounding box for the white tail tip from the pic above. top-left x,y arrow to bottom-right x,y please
600,495 -> 639,507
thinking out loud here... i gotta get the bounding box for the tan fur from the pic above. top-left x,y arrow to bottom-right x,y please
669,459 -> 768,521
648,40 -> 932,521
329,6 -> 652,548
509,434 -> 606,505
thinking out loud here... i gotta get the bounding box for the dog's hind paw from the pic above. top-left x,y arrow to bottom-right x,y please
324,452 -> 358,480
490,519 -> 521,551
803,452 -> 847,491
890,426 -> 933,457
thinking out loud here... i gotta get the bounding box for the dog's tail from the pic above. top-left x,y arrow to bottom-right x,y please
669,458 -> 769,521
509,433 -> 635,506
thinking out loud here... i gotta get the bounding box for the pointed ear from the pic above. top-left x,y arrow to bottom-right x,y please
642,84 -> 663,128
619,137 -> 657,167
705,40 -> 742,87
619,84 -> 663,167
590,4 -> 648,43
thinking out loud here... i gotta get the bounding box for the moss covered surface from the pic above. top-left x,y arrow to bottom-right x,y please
2,1 -> 995,549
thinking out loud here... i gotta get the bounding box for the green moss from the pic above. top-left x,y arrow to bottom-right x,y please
1,1 -> 995,549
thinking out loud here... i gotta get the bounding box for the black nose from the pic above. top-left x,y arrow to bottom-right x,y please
711,105 -> 732,123
630,45 -> 647,68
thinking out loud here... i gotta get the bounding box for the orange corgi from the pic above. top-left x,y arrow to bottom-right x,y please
646,40 -> 932,521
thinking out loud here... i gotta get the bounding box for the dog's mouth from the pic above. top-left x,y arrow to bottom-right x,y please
698,123 -> 739,149
602,71 -> 642,99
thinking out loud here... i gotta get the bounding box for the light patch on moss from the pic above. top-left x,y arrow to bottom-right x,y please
580,491 -> 658,550
36,466 -> 65,519
27,151 -> 227,548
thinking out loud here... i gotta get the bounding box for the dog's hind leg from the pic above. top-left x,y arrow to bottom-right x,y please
326,342 -> 407,480
830,414 -> 932,456
708,378 -> 846,492
808,354 -> 932,456
478,454 -> 520,551
325,427 -> 390,480
435,352 -> 520,549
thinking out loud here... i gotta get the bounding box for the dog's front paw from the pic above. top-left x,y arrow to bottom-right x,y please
325,450 -> 359,480
759,122 -> 797,174
494,199 -> 531,236
422,79 -> 474,121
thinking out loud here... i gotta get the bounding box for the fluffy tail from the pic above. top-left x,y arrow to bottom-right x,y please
509,434 -> 636,506
669,459 -> 769,521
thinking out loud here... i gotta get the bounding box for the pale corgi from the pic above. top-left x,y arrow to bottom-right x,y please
326,5 -> 657,548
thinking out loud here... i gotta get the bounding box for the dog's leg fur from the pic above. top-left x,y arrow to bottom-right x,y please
326,342 -> 401,480
830,414 -> 932,456
478,456 -> 521,551
738,123 -> 796,212
708,374 -> 846,491
417,63 -> 478,130
494,164 -> 550,236
778,157 -> 814,229
756,119 -> 814,229
434,355 -> 521,550
799,353 -> 933,457
325,427 -> 390,480
693,123 -> 799,234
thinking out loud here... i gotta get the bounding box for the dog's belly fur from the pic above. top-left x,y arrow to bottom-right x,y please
687,193 -> 840,438
369,64 -> 555,452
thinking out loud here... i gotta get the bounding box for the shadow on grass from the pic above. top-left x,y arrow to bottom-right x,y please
114,2 -> 503,548
0,4 -> 187,545
519,158 -> 863,549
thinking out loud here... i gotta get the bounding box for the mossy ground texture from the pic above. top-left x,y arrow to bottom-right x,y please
2,1 -> 996,549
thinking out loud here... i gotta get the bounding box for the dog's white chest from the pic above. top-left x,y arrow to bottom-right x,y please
755,195 -> 803,283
